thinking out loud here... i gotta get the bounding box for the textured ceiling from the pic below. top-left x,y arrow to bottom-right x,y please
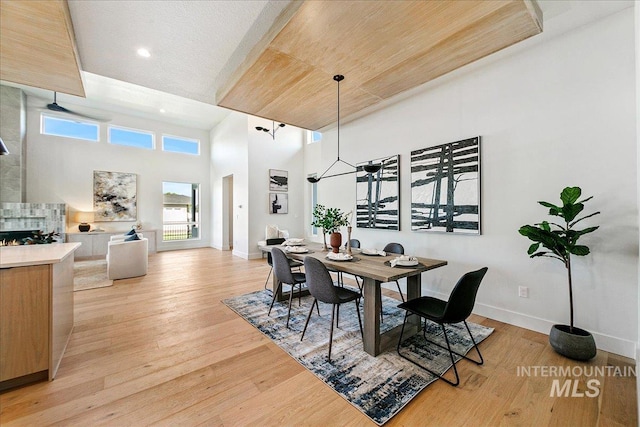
67,0 -> 291,105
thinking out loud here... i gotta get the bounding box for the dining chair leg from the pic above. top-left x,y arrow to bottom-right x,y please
300,299 -> 318,341
336,304 -> 340,328
394,280 -> 405,302
328,304 -> 336,361
354,299 -> 363,337
268,281 -> 282,316
286,283 -> 295,328
263,266 -> 273,290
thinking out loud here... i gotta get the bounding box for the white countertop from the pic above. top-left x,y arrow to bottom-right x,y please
0,242 -> 81,268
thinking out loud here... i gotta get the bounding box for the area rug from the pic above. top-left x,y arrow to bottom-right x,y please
73,259 -> 113,291
222,289 -> 493,425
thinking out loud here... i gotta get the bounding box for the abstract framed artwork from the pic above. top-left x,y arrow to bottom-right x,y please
269,169 -> 288,191
356,155 -> 399,230
269,193 -> 288,214
93,170 -> 137,221
410,136 -> 481,234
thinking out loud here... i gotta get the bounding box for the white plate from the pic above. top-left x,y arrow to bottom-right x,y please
362,248 -> 385,256
395,259 -> 419,267
326,253 -> 353,261
286,246 -> 309,253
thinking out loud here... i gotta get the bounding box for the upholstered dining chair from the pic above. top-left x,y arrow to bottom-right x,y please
301,256 -> 363,362
263,238 -> 303,290
396,267 -> 488,386
383,242 -> 407,302
268,247 -> 307,328
337,239 -> 362,289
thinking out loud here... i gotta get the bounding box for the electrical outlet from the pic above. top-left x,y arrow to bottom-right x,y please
518,286 -> 529,298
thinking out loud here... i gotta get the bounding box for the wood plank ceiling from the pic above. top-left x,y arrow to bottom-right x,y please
217,0 -> 543,131
0,0 -> 85,97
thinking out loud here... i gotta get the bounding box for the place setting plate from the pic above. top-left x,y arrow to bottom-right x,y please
325,252 -> 357,262
361,248 -> 387,256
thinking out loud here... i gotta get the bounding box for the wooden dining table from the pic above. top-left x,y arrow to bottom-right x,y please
259,242 -> 447,356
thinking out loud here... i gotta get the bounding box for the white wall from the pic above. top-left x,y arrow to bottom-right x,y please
305,8 -> 638,357
211,113 -> 306,259
247,116 -> 306,258
634,0 -> 640,411
25,96 -> 211,251
211,111 -> 249,256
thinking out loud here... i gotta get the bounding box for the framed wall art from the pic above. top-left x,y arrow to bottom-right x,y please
93,170 -> 137,221
410,136 -> 481,234
356,155 -> 399,230
269,193 -> 288,214
269,169 -> 288,191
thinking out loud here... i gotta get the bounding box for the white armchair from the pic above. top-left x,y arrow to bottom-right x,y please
106,237 -> 149,280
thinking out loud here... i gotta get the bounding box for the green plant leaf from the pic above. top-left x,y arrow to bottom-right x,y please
527,242 -> 540,255
561,202 -> 584,222
570,245 -> 590,256
561,187 -> 581,205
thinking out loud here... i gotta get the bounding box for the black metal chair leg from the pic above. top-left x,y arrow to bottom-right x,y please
440,324 -> 461,386
300,299 -> 317,341
464,320 -> 484,365
286,283 -> 295,328
268,281 -> 282,316
263,267 -> 273,290
396,314 -> 460,387
354,299 -> 363,338
421,322 -> 484,366
394,280 -> 405,302
328,304 -> 336,361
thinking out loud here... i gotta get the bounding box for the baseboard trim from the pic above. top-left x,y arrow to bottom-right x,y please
475,301 -> 636,358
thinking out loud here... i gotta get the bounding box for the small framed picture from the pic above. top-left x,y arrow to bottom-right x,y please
269,169 -> 288,191
269,193 -> 288,214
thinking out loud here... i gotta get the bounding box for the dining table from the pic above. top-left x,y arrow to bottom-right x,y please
259,241 -> 447,356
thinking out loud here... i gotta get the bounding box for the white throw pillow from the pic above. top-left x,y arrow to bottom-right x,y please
265,224 -> 279,239
278,229 -> 290,239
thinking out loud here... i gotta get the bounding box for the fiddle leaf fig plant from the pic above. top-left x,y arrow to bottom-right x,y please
518,186 -> 600,333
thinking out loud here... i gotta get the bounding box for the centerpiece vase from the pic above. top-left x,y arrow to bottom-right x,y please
330,232 -> 342,253
322,229 -> 328,250
346,226 -> 352,255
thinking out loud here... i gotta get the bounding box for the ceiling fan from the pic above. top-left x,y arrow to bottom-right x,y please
45,92 -> 111,122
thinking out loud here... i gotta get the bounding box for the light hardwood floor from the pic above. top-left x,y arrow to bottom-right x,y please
0,248 -> 636,426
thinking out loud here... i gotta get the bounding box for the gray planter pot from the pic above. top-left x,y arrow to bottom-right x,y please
549,324 -> 596,361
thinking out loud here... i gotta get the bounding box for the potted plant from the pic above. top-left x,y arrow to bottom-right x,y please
518,186 -> 600,360
311,204 -> 349,252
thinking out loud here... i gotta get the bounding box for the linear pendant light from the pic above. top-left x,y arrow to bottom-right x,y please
307,75 -> 380,183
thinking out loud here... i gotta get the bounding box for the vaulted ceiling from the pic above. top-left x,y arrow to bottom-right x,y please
0,1 -> 632,131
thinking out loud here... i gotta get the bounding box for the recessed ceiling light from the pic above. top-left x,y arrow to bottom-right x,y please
137,48 -> 151,58
159,108 -> 166,113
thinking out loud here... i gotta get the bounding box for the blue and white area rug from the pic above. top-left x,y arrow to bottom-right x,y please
223,289 -> 493,425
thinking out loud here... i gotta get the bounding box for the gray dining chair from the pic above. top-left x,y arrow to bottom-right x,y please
301,256 -> 363,362
383,242 -> 406,302
396,267 -> 488,386
263,238 -> 302,290
268,247 -> 306,328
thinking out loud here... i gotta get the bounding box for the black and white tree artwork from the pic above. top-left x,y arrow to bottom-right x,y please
411,137 -> 481,234
356,155 -> 399,230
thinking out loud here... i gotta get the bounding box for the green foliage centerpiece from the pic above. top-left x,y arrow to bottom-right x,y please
312,204 -> 349,252
518,186 -> 600,360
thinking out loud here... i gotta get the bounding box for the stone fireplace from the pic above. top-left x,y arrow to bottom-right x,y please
0,203 -> 67,243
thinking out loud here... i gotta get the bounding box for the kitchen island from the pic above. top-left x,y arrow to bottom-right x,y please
0,242 -> 80,391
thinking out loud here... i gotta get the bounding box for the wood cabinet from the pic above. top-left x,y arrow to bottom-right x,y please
67,230 -> 157,259
0,245 -> 76,391
0,265 -> 50,382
